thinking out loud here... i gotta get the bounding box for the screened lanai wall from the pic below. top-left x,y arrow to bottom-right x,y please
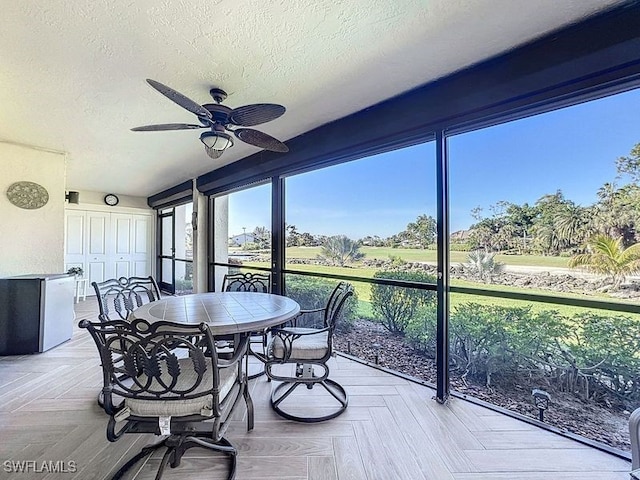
148,3 -> 640,457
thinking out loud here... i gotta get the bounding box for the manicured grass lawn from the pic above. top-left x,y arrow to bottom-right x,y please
450,278 -> 639,316
279,246 -> 569,268
490,253 -> 568,268
244,261 -> 377,303
241,259 -> 637,318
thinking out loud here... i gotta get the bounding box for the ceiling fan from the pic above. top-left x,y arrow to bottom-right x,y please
131,79 -> 288,159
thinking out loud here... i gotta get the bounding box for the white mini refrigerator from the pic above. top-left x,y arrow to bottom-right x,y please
0,274 -> 75,355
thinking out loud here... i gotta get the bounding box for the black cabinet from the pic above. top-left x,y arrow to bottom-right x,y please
0,274 -> 75,355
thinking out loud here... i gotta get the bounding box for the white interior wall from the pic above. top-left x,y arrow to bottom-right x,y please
0,142 -> 66,277
72,190 -> 149,209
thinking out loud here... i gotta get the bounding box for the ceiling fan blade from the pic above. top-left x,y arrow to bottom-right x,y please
146,79 -> 212,119
235,128 -> 289,153
131,123 -> 207,131
230,104 -> 286,127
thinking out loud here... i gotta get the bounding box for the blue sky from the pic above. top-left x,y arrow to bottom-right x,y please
228,87 -> 640,238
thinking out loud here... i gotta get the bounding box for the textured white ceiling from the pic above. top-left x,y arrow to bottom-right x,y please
0,0 -> 624,197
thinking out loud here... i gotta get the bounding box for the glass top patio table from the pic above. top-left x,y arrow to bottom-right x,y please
130,291 -> 300,335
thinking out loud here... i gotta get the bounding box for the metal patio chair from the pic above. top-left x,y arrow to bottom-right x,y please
92,276 -> 161,322
80,317 -> 253,480
631,407 -> 640,477
91,276 -> 163,407
221,272 -> 272,379
265,281 -> 353,422
221,272 -> 271,294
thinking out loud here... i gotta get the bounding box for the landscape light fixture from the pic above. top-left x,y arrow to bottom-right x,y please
200,130 -> 234,160
532,388 -> 551,422
372,343 -> 381,365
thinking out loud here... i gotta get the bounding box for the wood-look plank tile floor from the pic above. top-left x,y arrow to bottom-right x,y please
0,298 -> 631,479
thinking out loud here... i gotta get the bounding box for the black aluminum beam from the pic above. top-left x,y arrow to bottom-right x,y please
435,131 -> 450,403
271,177 -> 285,295
148,180 -> 193,209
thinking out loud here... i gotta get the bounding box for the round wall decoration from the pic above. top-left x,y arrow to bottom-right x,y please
6,181 -> 49,209
104,194 -> 119,206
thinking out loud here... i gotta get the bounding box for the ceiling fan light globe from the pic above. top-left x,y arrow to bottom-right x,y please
204,146 -> 224,159
200,131 -> 234,150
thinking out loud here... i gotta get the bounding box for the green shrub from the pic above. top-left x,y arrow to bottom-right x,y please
449,303 -> 571,387
566,312 -> 640,403
284,275 -> 358,331
450,303 -> 516,385
405,303 -> 437,354
401,299 -> 640,404
387,254 -> 407,267
370,270 -> 436,333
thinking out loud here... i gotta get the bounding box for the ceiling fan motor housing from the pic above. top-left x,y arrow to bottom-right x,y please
209,88 -> 227,103
202,103 -> 232,124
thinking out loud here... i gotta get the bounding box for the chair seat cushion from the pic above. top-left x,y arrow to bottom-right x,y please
270,328 -> 329,361
126,357 -> 237,418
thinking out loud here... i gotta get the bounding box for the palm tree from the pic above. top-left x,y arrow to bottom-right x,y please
461,249 -> 505,283
317,235 -> 364,267
568,235 -> 640,288
532,224 -> 562,255
554,205 -> 592,250
594,183 -> 640,246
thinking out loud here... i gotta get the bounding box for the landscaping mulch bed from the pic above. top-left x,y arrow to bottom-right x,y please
334,319 -> 631,452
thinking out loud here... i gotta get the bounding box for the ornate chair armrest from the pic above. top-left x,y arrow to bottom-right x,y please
286,307 -> 326,327
299,307 -> 325,314
272,326 -> 329,337
217,335 -> 250,367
